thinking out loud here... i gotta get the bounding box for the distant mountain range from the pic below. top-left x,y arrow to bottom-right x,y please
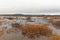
0,14 -> 24,16
0,14 -> 60,17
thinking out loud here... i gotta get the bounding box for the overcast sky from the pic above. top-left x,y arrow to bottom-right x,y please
0,0 -> 60,14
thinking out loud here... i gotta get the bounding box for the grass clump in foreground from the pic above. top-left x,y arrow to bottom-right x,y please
0,29 -> 4,37
21,24 -> 52,39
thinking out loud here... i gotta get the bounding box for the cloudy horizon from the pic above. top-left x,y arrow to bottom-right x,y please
0,0 -> 60,15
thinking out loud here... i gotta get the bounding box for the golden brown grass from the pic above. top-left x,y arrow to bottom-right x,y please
0,29 -> 4,36
0,19 -> 5,23
52,35 -> 60,40
21,24 -> 52,38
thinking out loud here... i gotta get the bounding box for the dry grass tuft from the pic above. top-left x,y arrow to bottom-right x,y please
52,35 -> 60,40
0,29 -> 4,37
12,23 -> 22,29
0,19 -> 5,23
21,24 -> 52,38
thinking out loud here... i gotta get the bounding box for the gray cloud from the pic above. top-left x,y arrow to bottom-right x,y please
0,0 -> 60,15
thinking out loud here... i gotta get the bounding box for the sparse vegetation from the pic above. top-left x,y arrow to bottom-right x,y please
0,29 -> 4,36
0,19 -> 5,23
12,23 -> 22,29
6,28 -> 20,33
7,17 -> 15,20
0,16 -> 59,40
26,17 -> 31,22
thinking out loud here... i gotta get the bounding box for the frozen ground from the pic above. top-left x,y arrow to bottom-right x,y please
0,16 -> 59,40
0,30 -> 52,40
